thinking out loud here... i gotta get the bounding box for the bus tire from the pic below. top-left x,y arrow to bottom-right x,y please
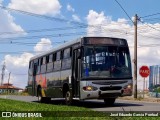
65,91 -> 72,105
37,88 -> 45,103
104,98 -> 116,106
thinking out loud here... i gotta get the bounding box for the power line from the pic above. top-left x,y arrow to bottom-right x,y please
142,17 -> 160,22
0,5 -> 133,36
0,5 -> 87,27
140,12 -> 160,19
0,32 -> 86,41
114,0 -> 134,24
0,26 -> 86,36
139,19 -> 160,32
0,28 -> 133,41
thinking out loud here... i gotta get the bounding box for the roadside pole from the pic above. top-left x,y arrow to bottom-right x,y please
7,72 -> 11,95
143,77 -> 145,98
139,66 -> 150,98
134,14 -> 138,99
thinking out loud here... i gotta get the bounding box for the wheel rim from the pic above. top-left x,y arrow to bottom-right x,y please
38,89 -> 42,102
65,91 -> 71,104
38,95 -> 42,102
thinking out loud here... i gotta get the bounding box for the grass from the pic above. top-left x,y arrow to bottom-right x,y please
0,98 -> 108,120
0,98 -> 159,120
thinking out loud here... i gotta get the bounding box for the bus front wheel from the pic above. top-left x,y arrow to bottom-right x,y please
37,88 -> 50,103
65,91 -> 72,105
104,98 -> 116,106
37,88 -> 45,103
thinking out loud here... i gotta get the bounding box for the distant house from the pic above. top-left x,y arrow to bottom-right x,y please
0,83 -> 23,94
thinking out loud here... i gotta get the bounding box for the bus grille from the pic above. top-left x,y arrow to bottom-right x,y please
92,81 -> 127,85
100,86 -> 122,91
99,93 -> 121,98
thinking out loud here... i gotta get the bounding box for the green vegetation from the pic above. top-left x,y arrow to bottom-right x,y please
156,87 -> 160,93
0,98 -> 108,120
0,98 -> 159,120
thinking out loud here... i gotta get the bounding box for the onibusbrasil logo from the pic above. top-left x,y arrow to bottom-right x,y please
1,112 -> 42,118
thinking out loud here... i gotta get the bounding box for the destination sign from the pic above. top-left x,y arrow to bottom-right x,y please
83,37 -> 127,46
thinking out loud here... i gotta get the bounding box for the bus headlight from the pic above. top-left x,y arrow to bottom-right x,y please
83,86 -> 97,91
124,84 -> 132,89
127,84 -> 132,89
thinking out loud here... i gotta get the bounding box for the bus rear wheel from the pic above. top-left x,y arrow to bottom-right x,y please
65,91 -> 72,105
104,98 -> 116,106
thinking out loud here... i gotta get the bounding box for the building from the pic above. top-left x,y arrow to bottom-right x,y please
149,65 -> 160,92
0,83 -> 23,94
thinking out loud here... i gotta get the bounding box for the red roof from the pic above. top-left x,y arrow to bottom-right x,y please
0,83 -> 23,90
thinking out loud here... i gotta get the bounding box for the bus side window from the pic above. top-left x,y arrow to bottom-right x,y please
43,57 -> 46,64
29,61 -> 33,75
63,48 -> 70,59
29,61 -> 33,69
56,51 -> 61,61
49,54 -> 53,63
47,54 -> 53,72
62,48 -> 71,69
33,59 -> 38,76
54,51 -> 61,71
53,53 -> 56,70
37,59 -> 41,74
40,56 -> 47,73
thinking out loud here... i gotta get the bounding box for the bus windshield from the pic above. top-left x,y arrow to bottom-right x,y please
82,46 -> 132,79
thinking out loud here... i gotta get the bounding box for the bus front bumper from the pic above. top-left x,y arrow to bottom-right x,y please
80,87 -> 132,100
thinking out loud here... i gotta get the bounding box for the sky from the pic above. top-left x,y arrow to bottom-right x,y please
0,0 -> 160,90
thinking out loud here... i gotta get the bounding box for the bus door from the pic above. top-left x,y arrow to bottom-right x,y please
72,48 -> 81,97
32,63 -> 37,96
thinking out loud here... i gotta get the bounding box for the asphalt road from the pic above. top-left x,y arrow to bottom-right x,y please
0,95 -> 160,112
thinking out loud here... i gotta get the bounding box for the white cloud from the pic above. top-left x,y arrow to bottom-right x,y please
2,38 -> 53,87
3,52 -> 34,88
34,38 -> 53,53
1,38 -> 53,88
0,9 -> 25,38
72,14 -> 81,22
8,0 -> 62,15
5,53 -> 34,68
86,10 -> 160,90
67,4 -> 75,12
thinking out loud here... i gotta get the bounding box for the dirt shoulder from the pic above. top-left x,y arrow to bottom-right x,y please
118,96 -> 160,103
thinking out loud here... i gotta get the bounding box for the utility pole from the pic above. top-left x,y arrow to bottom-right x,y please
7,72 -> 11,95
134,14 -> 138,98
1,62 -> 6,85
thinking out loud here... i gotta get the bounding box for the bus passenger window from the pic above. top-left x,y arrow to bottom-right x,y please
29,61 -> 33,69
56,51 -> 60,61
43,57 -> 46,64
63,48 -> 71,59
49,54 -> 53,63
37,59 -> 40,74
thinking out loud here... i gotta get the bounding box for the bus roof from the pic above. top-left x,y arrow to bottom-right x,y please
30,37 -> 81,61
30,37 -> 127,61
